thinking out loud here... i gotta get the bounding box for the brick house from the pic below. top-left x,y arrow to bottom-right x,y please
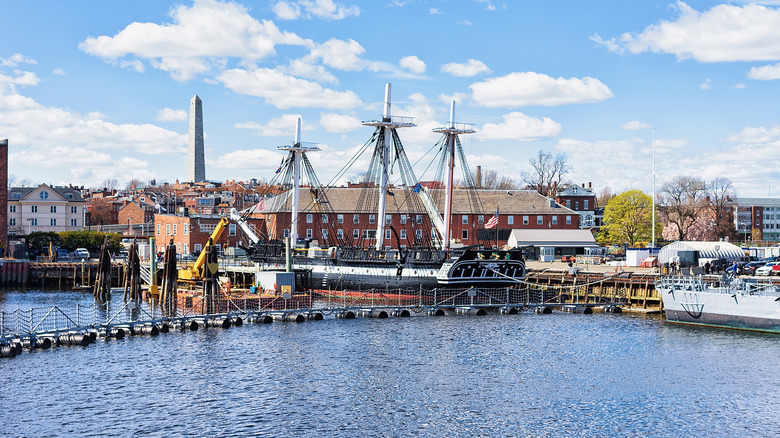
555,183 -> 598,229
153,213 -> 266,256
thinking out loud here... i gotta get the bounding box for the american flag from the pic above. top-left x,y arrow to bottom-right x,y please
485,208 -> 498,229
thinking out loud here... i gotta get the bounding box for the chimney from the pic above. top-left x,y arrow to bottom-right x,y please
476,166 -> 482,189
588,182 -> 592,188
581,183 -> 585,188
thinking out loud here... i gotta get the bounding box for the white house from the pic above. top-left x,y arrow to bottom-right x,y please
7,184 -> 86,235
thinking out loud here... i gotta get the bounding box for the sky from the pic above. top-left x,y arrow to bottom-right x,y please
2,0 -> 780,198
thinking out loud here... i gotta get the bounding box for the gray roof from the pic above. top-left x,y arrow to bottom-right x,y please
735,198 -> 780,207
657,241 -> 744,263
507,229 -> 598,248
264,187 -> 576,215
8,184 -> 85,202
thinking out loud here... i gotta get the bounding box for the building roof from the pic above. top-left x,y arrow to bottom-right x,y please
507,229 -> 598,248
262,187 -> 576,216
735,198 -> 780,207
657,241 -> 744,263
8,184 -> 85,202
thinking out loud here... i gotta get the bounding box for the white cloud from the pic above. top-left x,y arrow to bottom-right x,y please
700,78 -> 712,90
217,67 -> 361,109
621,120 -> 651,130
725,124 -> 780,143
212,148 -> 286,170
284,59 -> 339,84
157,108 -> 187,122
477,0 -> 497,11
79,0 -> 311,81
734,82 -> 746,89
429,8 -> 442,14
0,71 -> 40,88
320,112 -> 361,133
470,72 -> 613,108
593,2 -> 780,63
399,55 -> 426,74
441,59 -> 491,77
478,112 -> 561,141
307,38 -> 366,71
273,0 -> 359,20
235,113 -> 311,137
0,53 -> 37,67
748,63 -> 780,80
52,68 -> 66,76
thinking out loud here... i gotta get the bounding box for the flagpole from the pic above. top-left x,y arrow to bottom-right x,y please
495,205 -> 499,249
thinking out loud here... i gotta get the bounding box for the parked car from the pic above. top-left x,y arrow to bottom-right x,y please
73,248 -> 90,260
755,262 -> 780,276
742,261 -> 767,276
726,261 -> 748,275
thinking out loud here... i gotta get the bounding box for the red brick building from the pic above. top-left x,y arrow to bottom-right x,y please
153,213 -> 265,256
254,188 -> 578,249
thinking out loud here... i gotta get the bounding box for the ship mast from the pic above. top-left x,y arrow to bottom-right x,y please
433,100 -> 475,250
362,83 -> 415,250
278,117 -> 319,247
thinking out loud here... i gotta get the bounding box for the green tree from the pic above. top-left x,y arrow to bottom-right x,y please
59,230 -> 122,252
26,232 -> 64,258
598,190 -> 661,247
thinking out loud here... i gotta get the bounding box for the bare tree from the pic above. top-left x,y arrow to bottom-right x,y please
102,178 -> 118,191
521,149 -> 570,197
90,198 -> 114,229
706,177 -> 737,241
657,176 -> 706,241
597,186 -> 613,208
126,178 -> 145,190
478,169 -> 519,190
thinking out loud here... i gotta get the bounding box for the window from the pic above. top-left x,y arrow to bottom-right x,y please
322,229 -> 328,239
183,224 -> 188,235
173,224 -> 177,235
194,244 -> 202,253
30,218 -> 37,226
337,214 -> 344,224
50,218 -> 56,226
322,214 -> 328,224
184,244 -> 188,254
12,192 -> 20,199
462,229 -> 468,240
584,200 -> 589,210
166,224 -> 170,235
71,219 -> 77,227
400,215 -> 407,224
306,229 -> 313,239
306,214 -> 313,224
478,215 -> 484,224
9,205 -> 15,213
415,229 -> 422,239
369,214 -> 376,224
157,224 -> 161,235
353,229 -> 360,239
566,216 -> 572,225
416,215 -> 422,224
9,218 -> 15,226
575,201 -> 579,210
353,214 -> 359,224
400,230 -> 407,239
462,215 -> 468,225
552,216 -> 558,225
71,206 -> 77,214
523,216 -> 529,225
362,230 -> 377,239
31,205 -> 38,213
386,214 -> 391,224
566,200 -> 571,208
537,216 -> 543,225
229,224 -> 236,236
337,229 -> 344,239
508,216 -> 513,225
39,191 -> 49,200
385,229 -> 391,240
50,206 -> 56,213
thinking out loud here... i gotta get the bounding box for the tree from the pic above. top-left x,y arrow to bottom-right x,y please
60,231 -> 122,252
596,186 -> 613,208
706,177 -> 737,241
127,178 -> 145,190
657,176 -> 706,241
598,190 -> 661,247
90,198 -> 114,229
101,178 -> 118,191
521,149 -> 570,197
477,169 -> 518,190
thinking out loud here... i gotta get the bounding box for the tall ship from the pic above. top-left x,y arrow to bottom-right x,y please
234,83 -> 525,290
656,275 -> 780,333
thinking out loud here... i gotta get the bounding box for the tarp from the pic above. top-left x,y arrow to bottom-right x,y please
507,229 -> 598,248
657,241 -> 744,264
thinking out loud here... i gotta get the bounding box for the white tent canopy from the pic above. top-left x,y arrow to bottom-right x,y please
657,241 -> 744,265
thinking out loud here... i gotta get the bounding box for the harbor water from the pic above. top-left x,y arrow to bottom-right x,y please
2,289 -> 779,437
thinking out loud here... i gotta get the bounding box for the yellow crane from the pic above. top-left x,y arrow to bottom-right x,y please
177,216 -> 230,282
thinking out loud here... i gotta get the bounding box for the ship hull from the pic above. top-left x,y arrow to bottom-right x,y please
657,277 -> 780,334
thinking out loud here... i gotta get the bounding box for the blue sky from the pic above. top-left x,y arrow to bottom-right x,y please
2,0 -> 780,197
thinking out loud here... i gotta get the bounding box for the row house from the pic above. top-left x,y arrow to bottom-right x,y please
555,183 -> 598,229
7,184 -> 86,235
253,188 -> 579,250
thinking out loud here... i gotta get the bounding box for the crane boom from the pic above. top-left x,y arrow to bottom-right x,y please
178,216 -> 230,281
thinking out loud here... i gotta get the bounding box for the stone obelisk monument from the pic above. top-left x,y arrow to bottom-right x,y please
187,95 -> 205,182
